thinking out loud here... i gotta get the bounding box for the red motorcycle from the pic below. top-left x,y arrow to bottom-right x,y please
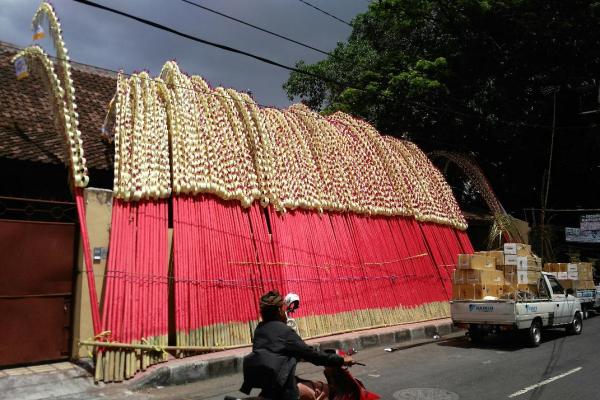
322,348 -> 380,400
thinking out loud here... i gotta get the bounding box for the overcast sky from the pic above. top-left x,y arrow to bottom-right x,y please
0,0 -> 368,107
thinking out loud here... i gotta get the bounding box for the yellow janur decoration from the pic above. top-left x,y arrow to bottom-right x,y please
12,2 -> 88,187
110,63 -> 467,229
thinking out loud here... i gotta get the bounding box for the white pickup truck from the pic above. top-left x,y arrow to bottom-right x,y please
451,272 -> 583,346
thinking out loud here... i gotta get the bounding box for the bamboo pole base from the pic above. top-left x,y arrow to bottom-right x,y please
91,302 -> 449,382
92,334 -> 169,383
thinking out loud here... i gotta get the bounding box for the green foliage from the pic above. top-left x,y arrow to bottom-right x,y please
283,0 -> 600,212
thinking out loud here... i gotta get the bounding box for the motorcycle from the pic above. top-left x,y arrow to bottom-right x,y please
225,293 -> 380,400
322,348 -> 380,400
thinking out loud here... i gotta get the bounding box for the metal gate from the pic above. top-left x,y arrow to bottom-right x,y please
0,219 -> 76,367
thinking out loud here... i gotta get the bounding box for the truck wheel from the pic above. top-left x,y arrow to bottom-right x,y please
468,327 -> 484,344
566,313 -> 583,335
528,320 -> 542,347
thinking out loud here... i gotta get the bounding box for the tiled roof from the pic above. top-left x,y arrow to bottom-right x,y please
0,42 -> 115,170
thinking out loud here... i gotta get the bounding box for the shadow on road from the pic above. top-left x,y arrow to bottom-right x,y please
437,327 -> 574,351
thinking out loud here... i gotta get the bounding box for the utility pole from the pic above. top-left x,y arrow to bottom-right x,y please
540,85 -> 560,261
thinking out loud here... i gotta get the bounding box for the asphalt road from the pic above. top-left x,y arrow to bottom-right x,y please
136,314 -> 600,400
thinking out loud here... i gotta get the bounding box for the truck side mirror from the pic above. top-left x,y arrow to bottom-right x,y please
565,288 -> 574,296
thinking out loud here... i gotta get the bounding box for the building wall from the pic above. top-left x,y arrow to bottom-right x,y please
71,187 -> 112,358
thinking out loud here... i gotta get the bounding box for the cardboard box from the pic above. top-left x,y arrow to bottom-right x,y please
580,280 -> 596,290
558,272 -> 568,280
517,284 -> 539,295
568,271 -> 579,280
517,270 -> 541,285
503,243 -> 531,256
505,254 -> 519,266
453,284 -> 503,300
561,280 -> 596,290
501,265 -> 518,285
543,263 -> 558,273
452,283 -> 462,300
577,263 -> 593,280
557,264 -> 568,272
457,254 -> 495,270
453,270 -> 465,284
561,280 -> 574,289
478,284 -> 503,299
517,256 -> 542,271
471,254 -> 496,270
503,283 -> 538,296
477,250 -> 504,266
454,269 -> 504,285
457,254 -> 471,269
545,262 -> 593,280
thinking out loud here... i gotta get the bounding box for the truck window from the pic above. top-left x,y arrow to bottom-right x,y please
537,277 -> 550,298
546,275 -> 564,295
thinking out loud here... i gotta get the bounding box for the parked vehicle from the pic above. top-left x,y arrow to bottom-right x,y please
451,272 -> 583,346
576,286 -> 597,319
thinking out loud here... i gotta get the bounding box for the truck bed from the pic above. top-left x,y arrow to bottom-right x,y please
451,300 -> 517,325
451,298 -> 558,329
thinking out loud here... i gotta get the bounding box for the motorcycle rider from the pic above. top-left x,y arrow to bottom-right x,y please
240,290 -> 354,400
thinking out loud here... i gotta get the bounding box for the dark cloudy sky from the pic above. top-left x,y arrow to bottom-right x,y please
0,0 -> 369,107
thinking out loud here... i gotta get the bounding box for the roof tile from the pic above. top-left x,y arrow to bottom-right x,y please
0,43 -> 115,170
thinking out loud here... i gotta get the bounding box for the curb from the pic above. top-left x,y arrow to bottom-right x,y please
130,319 -> 458,391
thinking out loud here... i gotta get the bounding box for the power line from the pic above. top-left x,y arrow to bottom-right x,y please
66,2 -> 600,132
179,0 -> 335,58
296,0 -> 352,27
70,0 -> 343,86
4,38 -> 595,133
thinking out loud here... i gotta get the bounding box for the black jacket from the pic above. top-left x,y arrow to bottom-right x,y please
240,320 -> 344,399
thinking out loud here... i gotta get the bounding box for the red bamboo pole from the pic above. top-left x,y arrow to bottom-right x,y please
75,188 -> 102,335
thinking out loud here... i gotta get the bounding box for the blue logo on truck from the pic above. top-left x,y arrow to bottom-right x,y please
469,304 -> 494,312
525,304 -> 538,312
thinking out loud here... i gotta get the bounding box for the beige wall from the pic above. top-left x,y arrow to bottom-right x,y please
71,188 -> 113,359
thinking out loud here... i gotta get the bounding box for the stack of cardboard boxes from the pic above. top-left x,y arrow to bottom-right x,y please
500,243 -> 542,296
542,262 -> 595,291
452,252 -> 504,300
452,243 -> 542,300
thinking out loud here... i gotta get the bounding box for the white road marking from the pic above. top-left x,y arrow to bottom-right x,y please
508,367 -> 583,398
368,374 -> 381,378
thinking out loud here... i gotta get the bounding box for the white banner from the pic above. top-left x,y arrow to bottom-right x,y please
580,214 -> 600,232
565,227 -> 600,243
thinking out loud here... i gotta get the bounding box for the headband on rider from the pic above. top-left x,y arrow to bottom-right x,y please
260,290 -> 284,310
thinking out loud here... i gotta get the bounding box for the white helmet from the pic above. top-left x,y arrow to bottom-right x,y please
284,292 -> 300,313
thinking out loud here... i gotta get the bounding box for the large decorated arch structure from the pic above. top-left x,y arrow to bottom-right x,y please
14,2 -> 474,382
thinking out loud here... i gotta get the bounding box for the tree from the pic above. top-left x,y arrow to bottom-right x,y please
284,0 -> 600,214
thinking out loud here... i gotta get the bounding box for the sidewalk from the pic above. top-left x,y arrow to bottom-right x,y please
0,318 -> 458,400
